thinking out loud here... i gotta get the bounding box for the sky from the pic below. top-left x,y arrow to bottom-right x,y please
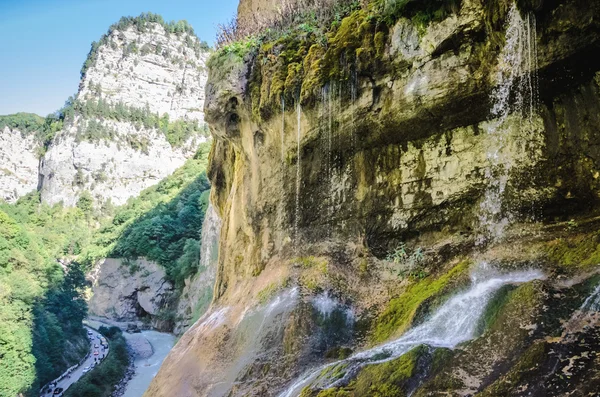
0,0 -> 239,116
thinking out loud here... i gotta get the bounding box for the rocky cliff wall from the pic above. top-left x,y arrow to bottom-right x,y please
147,1 -> 600,396
206,0 -> 600,300
0,127 -> 39,203
39,19 -> 210,207
88,258 -> 173,331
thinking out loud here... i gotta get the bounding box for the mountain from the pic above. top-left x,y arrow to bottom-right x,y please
0,13 -> 211,208
0,113 -> 44,203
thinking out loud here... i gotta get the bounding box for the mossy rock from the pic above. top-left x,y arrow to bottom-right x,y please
544,232 -> 600,271
350,345 -> 429,396
313,345 -> 431,397
414,280 -> 548,396
371,260 -> 470,343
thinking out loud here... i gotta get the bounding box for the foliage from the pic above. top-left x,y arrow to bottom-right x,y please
377,0 -> 461,28
0,194 -> 90,396
215,0 -> 361,48
63,327 -> 130,397
0,111 -> 64,157
71,98 -> 210,148
80,142 -> 212,289
0,139 -> 211,394
0,113 -> 45,135
32,264 -> 89,388
371,261 -> 469,343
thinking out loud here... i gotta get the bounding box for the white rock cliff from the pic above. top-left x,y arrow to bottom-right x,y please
39,20 -> 209,207
0,127 -> 39,203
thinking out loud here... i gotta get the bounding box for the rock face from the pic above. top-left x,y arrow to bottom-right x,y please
0,127 -> 39,203
39,119 -> 202,207
147,0 -> 600,396
174,204 -> 221,334
39,18 -> 210,207
88,258 -> 173,330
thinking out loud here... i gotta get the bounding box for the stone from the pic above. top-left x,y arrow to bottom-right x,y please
88,258 -> 173,328
0,127 -> 39,203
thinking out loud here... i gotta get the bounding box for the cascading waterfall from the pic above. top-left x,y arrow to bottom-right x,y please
478,4 -> 538,244
281,97 -> 286,163
295,101 -> 302,250
580,283 -> 600,312
320,84 -> 335,238
205,289 -> 300,396
279,269 -> 544,397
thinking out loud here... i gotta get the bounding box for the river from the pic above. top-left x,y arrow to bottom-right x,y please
121,330 -> 176,397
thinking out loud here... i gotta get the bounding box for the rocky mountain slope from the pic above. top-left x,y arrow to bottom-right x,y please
146,0 -> 600,396
36,14 -> 210,207
0,114 -> 43,203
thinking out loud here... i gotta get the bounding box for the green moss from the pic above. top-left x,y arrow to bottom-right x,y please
325,346 -> 353,359
371,261 -> 470,343
351,345 -> 427,395
284,62 -> 304,100
545,233 -> 600,270
475,284 -> 515,335
293,256 -> 329,272
316,389 -> 351,397
257,282 -> 280,304
318,362 -> 349,382
319,345 -> 428,396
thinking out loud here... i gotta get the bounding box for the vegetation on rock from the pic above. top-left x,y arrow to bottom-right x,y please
371,260 -> 470,343
81,142 -> 212,288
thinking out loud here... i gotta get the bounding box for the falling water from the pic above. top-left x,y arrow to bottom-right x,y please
312,292 -> 355,324
319,85 -> 335,239
281,97 -> 286,163
210,288 -> 300,396
295,102 -> 302,250
279,268 -> 544,397
580,283 -> 600,312
478,4 -> 538,244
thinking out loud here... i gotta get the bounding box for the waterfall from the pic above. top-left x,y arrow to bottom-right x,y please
580,283 -> 600,312
312,292 -> 355,324
295,102 -> 302,250
320,84 -> 334,239
209,288 -> 300,396
281,97 -> 286,163
200,203 -> 221,271
279,268 -> 544,397
478,4 -> 538,244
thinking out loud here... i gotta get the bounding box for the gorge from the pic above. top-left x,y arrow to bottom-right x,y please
2,0 -> 600,396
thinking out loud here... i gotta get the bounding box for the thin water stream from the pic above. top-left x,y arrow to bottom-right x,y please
478,4 -> 538,243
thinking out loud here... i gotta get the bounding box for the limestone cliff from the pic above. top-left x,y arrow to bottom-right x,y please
147,0 -> 600,396
88,258 -> 173,331
0,122 -> 40,203
39,15 -> 210,207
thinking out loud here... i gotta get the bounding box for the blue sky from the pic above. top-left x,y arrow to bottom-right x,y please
0,0 -> 239,116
